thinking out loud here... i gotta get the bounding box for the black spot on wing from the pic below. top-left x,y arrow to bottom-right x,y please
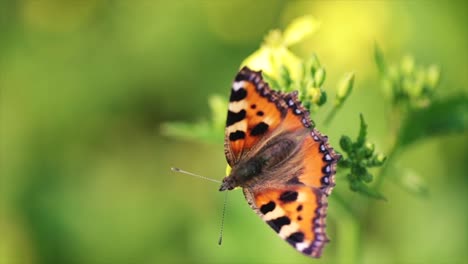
287,232 -> 305,246
267,216 -> 291,233
260,201 -> 276,214
256,111 -> 264,116
229,131 -> 245,141
226,110 -> 246,126
230,88 -> 247,102
296,205 -> 303,212
279,191 -> 298,202
286,177 -> 303,185
250,122 -> 269,136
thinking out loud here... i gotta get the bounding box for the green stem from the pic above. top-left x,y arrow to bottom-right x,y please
330,193 -> 361,264
324,105 -> 340,126
375,106 -> 404,189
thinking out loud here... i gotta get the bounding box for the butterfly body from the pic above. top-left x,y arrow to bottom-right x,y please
220,130 -> 304,191
220,67 -> 340,258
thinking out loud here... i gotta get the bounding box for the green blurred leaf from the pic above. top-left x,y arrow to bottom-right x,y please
356,113 -> 367,148
160,121 -> 223,144
374,43 -> 386,75
400,55 -> 415,75
209,95 -> 228,130
399,94 -> 468,147
161,95 -> 227,144
262,72 -> 282,91
392,168 -> 429,198
426,65 -> 441,88
350,180 -> 387,201
283,15 -> 320,46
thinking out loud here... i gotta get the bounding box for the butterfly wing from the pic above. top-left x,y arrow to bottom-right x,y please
280,91 -> 340,195
225,67 -> 340,258
224,67 -> 288,166
243,185 -> 329,258
282,127 -> 339,196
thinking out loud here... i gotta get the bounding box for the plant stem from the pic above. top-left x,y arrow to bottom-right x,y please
324,105 -> 340,126
375,107 -> 404,189
330,193 -> 361,264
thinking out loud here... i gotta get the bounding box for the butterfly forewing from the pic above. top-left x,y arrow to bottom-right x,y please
225,68 -> 287,166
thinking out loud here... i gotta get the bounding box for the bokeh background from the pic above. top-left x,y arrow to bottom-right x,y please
1,1 -> 467,264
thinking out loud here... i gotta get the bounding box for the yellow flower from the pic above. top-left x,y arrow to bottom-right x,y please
241,15 -> 320,83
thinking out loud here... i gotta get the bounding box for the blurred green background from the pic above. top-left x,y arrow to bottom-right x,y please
1,1 -> 467,264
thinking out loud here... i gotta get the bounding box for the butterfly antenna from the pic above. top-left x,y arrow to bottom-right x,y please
171,167 -> 221,184
218,192 -> 228,246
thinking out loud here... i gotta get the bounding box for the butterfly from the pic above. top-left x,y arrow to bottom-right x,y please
219,66 -> 340,258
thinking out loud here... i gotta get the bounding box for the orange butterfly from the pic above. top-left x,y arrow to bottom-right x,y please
220,67 -> 340,258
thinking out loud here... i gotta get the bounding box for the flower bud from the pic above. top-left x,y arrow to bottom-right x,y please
306,86 -> 322,104
338,158 -> 352,168
375,153 -> 387,165
314,68 -> 326,87
339,135 -> 353,152
364,142 -> 375,158
336,72 -> 355,106
362,172 -> 373,183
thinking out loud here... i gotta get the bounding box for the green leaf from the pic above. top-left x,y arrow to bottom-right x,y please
161,94 -> 227,144
426,64 -> 441,88
400,55 -> 415,75
338,158 -> 352,168
279,64 -> 292,89
262,72 -> 282,91
352,181 -> 387,201
160,121 -> 223,144
374,42 -> 386,75
355,114 -> 367,148
398,94 -> 468,147
209,95 -> 228,130
308,53 -> 321,68
392,168 -> 429,198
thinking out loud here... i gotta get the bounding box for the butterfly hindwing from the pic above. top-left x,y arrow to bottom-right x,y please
278,91 -> 339,195
298,129 -> 338,195
244,185 -> 329,258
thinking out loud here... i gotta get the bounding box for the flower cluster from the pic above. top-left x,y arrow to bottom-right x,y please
375,45 -> 440,109
338,114 -> 387,199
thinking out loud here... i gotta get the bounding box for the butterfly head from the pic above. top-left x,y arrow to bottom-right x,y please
219,177 -> 236,191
